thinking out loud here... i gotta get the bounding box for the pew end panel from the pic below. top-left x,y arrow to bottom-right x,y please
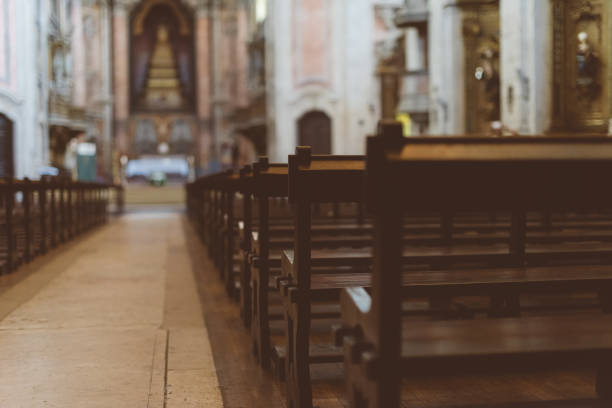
283,147 -> 367,408
250,158 -> 290,369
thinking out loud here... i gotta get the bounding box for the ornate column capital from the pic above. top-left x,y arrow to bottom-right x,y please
113,0 -> 140,16
182,0 -> 212,17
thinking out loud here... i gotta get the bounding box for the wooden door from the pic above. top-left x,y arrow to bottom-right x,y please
0,114 -> 14,178
298,111 -> 331,155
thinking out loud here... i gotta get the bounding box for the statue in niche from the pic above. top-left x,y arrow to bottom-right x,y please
169,119 -> 192,154
576,31 -> 601,99
474,38 -> 500,123
134,119 -> 158,155
52,48 -> 66,89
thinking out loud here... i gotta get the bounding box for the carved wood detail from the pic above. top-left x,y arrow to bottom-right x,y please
552,0 -> 610,132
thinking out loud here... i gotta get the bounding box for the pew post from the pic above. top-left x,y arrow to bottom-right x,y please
209,185 -> 218,257
50,181 -> 57,248
441,212 -> 454,245
83,186 -> 89,230
203,184 -> 210,244
94,185 -> 99,225
5,178 -> 14,273
599,283 -> 612,314
39,179 -> 47,254
596,353 -> 612,401
74,184 -> 79,234
225,172 -> 236,296
510,210 -> 527,267
59,181 -> 66,243
217,184 -> 226,275
23,178 -> 32,262
78,184 -> 83,233
66,183 -> 73,239
252,158 -> 272,368
117,184 -> 125,215
332,202 -> 340,219
357,201 -> 365,225
240,165 -> 253,328
365,134 -> 403,408
542,212 -> 553,231
285,147 -> 314,408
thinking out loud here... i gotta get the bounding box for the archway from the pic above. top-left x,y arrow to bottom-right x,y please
0,114 -> 14,178
297,110 -> 332,154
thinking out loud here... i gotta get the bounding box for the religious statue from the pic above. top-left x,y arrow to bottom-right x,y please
474,39 -> 500,123
134,119 -> 158,155
576,31 -> 601,99
169,120 -> 192,154
52,48 -> 66,89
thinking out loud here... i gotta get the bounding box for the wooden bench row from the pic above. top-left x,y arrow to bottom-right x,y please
335,129 -> 612,408
0,178 -> 124,274
186,128 -> 612,408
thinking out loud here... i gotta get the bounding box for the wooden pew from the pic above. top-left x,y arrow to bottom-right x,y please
249,158 -> 292,368
238,165 -> 254,327
0,178 -> 116,276
219,171 -> 242,296
187,171 -> 248,297
283,137 -> 612,408
338,133 -> 612,407
244,157 -> 370,370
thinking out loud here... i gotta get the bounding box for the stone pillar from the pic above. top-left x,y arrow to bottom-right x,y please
195,4 -> 212,174
235,3 -> 249,108
210,2 -> 224,170
500,0 -> 552,134
428,0 -> 465,135
112,3 -> 131,156
101,0 -> 115,182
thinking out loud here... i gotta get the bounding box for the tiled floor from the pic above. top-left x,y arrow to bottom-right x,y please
0,209 -> 222,408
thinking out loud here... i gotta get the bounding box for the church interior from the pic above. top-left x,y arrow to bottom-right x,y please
4,0 -> 612,407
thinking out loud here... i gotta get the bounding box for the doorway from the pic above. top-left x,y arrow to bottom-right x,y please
297,111 -> 332,155
0,114 -> 14,178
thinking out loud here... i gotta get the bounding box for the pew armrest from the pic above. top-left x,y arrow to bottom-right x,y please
281,249 -> 294,279
337,287 -> 372,346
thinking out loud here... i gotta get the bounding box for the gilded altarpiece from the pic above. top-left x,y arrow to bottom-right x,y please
127,0 -> 196,158
552,0 -> 611,132
462,1 -> 500,133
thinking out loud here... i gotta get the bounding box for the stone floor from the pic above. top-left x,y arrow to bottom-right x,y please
0,208 -> 222,408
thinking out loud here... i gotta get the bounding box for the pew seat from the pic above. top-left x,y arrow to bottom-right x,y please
341,296 -> 612,388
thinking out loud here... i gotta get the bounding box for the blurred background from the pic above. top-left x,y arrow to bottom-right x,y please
0,0 -> 609,203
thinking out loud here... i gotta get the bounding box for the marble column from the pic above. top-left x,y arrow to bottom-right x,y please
100,0 -> 115,181
500,0 -> 552,134
112,2 -> 132,156
428,0 -> 465,134
195,5 -> 212,174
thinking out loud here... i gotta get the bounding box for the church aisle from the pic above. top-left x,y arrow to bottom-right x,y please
0,209 -> 222,408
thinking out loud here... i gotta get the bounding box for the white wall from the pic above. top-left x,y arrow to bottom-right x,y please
13,0 -> 42,178
0,0 -> 52,179
267,0 -> 387,161
343,0 -> 378,154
